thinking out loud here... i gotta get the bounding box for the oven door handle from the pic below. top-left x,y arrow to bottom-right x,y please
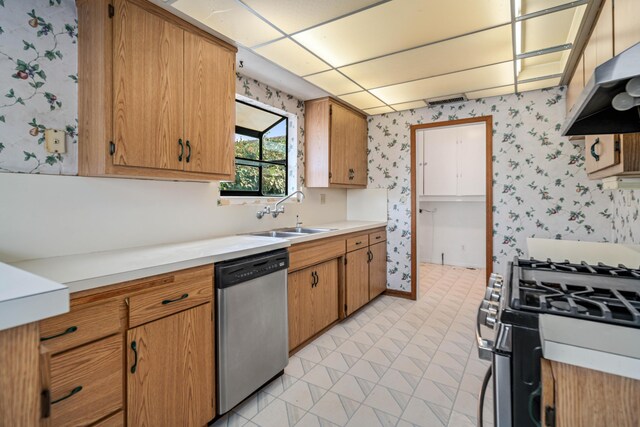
476,301 -> 494,361
477,366 -> 492,427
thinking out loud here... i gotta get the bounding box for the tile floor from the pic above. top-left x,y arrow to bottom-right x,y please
213,264 -> 494,427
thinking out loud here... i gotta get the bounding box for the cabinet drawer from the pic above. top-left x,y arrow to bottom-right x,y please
585,134 -> 619,173
40,300 -> 121,354
128,271 -> 213,328
289,239 -> 345,272
346,234 -> 369,252
93,411 -> 124,427
369,230 -> 386,244
49,335 -> 123,426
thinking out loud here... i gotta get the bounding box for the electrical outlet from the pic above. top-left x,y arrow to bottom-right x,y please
320,193 -> 326,205
45,129 -> 66,154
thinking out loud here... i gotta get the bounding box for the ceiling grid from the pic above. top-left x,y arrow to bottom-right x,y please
167,0 -> 593,114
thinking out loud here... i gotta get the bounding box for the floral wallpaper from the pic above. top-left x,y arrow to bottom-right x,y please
368,87 -> 615,291
611,190 -> 639,244
0,0 -> 78,174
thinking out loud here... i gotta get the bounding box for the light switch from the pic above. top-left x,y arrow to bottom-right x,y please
45,129 -> 66,154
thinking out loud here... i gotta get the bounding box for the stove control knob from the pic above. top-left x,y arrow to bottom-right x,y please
483,286 -> 501,302
478,301 -> 498,329
488,274 -> 503,289
485,313 -> 497,328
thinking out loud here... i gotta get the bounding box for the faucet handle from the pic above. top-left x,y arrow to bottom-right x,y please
295,214 -> 303,228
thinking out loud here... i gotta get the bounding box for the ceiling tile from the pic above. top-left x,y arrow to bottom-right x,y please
236,101 -> 283,132
339,91 -> 385,109
521,5 -> 586,53
241,0 -> 384,34
391,101 -> 427,111
364,106 -> 394,115
171,0 -> 282,47
254,39 -> 331,76
521,0 -> 577,16
339,25 -> 513,89
293,0 -> 511,67
370,62 -> 515,105
519,51 -> 565,81
518,77 -> 561,92
304,70 -> 362,95
465,85 -> 515,99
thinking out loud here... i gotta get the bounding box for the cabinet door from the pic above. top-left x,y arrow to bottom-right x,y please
183,32 -> 235,177
113,0 -> 184,171
350,114 -> 368,186
614,0 -> 640,55
594,0 -> 613,65
566,56 -> 584,115
585,134 -> 619,174
329,102 -> 354,185
457,123 -> 486,196
345,248 -> 370,316
127,303 -> 214,426
288,268 -> 314,350
313,259 -> 339,333
369,242 -> 387,300
423,126 -> 458,195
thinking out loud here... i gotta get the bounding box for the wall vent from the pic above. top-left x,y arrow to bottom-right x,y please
425,94 -> 468,107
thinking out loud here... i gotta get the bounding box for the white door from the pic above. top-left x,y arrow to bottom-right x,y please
417,130 -> 425,195
456,123 -> 486,196
422,126 -> 458,196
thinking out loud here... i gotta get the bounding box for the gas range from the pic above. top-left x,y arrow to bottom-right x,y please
475,258 -> 640,427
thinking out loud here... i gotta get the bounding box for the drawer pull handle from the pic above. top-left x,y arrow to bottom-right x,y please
375,236 -> 381,240
131,341 -> 138,374
367,250 -> 373,263
590,138 -> 600,161
355,241 -> 362,245
52,386 -> 82,404
40,326 -> 77,342
311,271 -> 318,288
162,293 -> 189,305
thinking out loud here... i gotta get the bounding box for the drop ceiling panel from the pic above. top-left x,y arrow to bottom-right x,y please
171,0 -> 282,47
519,51 -> 565,81
339,91 -> 385,109
521,0 -> 577,15
254,39 -> 331,76
364,106 -> 394,115
371,62 -> 514,105
518,77 -> 561,92
236,102 -> 283,131
521,5 -> 586,53
466,85 -> 515,99
304,70 -> 362,95
293,0 -> 512,67
339,25 -> 513,89
241,0 -> 384,34
391,101 -> 427,111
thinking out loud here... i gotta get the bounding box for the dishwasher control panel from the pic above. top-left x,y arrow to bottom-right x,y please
215,249 -> 289,288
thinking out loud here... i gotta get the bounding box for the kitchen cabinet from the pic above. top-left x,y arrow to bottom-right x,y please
127,303 -> 214,426
613,0 -> 640,55
368,241 -> 387,300
345,246 -> 370,316
583,0 -> 613,84
586,133 -> 640,179
77,0 -> 236,181
541,358 -> 640,427
419,122 -> 486,197
288,259 -> 339,350
566,55 -> 584,115
305,97 -> 368,188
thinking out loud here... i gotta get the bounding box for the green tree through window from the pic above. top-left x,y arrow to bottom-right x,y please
220,100 -> 288,196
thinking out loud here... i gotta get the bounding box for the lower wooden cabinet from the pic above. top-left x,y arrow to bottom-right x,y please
127,302 -> 214,426
369,241 -> 387,299
345,247 -> 370,316
288,259 -> 339,350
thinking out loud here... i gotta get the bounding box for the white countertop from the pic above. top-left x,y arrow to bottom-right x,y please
539,314 -> 640,380
0,262 -> 69,331
12,220 -> 386,294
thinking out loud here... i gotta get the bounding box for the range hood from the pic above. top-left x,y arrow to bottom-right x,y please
562,42 -> 640,136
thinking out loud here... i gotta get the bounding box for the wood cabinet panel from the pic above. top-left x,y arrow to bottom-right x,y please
346,234 -> 368,252
369,229 -> 387,244
183,32 -> 235,177
49,335 -> 123,426
314,259 -> 339,333
585,134 -> 619,174
345,248 -> 370,315
127,303 -> 214,427
288,268 -> 315,350
40,300 -> 121,354
288,238 -> 345,272
351,112 -> 368,186
594,0 -> 613,65
93,411 -> 125,427
113,0 -> 184,171
566,55 -> 584,115
329,102 -> 354,185
614,0 -> 640,55
369,242 -> 387,300
128,274 -> 213,328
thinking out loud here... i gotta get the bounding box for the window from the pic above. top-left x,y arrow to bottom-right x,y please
220,100 -> 288,197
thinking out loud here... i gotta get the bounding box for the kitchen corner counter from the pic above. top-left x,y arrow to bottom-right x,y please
0,262 -> 69,331
282,220 -> 387,244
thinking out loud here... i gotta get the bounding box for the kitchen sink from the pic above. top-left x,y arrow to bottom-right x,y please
276,227 -> 336,234
249,231 -> 306,238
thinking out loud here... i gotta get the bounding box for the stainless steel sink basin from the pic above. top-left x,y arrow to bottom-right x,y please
249,231 -> 306,238
276,227 -> 336,234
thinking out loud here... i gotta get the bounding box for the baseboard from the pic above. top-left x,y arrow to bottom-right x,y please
384,289 -> 413,299
419,259 -> 485,269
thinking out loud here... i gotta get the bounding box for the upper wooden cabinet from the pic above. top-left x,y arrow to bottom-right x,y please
586,133 -> 640,179
78,0 -> 236,181
583,0 -> 613,84
613,0 -> 640,55
305,98 -> 368,188
566,55 -> 584,115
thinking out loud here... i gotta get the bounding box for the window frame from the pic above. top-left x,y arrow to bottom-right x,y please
221,100 -> 289,197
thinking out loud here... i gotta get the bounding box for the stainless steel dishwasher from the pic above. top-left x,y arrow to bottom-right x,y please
215,249 -> 289,414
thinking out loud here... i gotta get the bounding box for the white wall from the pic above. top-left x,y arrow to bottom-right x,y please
0,173 -> 347,263
418,201 -> 485,268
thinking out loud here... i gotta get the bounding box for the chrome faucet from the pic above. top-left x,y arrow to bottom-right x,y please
256,190 -> 305,219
